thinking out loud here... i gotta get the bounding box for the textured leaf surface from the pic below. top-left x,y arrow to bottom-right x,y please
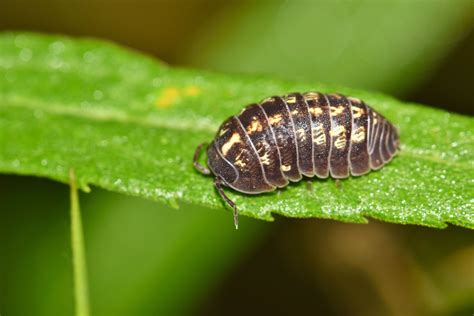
0,33 -> 472,228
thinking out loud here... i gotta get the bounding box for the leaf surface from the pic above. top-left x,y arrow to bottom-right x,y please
0,33 -> 472,228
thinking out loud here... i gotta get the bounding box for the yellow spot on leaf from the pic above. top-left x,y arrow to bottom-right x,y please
156,87 -> 180,108
156,85 -> 201,109
184,85 -> 201,97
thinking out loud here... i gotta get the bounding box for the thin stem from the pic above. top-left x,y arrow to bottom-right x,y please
69,169 -> 90,316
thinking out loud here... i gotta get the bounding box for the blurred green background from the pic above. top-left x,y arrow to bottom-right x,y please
1,1 -> 473,315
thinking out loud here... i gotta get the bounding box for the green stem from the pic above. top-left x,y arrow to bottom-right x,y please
69,169 -> 91,316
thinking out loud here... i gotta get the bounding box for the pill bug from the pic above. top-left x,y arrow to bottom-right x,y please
194,92 -> 400,228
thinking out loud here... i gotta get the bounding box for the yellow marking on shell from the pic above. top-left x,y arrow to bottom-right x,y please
329,93 -> 342,99
262,97 -> 274,103
373,118 -> 378,124
281,164 -> 292,172
268,113 -> 283,125
219,128 -> 229,136
334,136 -> 347,149
330,106 -> 345,116
247,118 -> 263,133
234,150 -> 247,169
257,142 -> 271,165
156,87 -> 180,108
234,158 -> 246,168
351,106 -> 365,119
352,126 -> 366,143
221,133 -> 241,156
309,106 -> 323,116
330,125 -> 346,136
373,113 -> 378,125
297,128 -> 306,141
184,85 -> 201,97
348,97 -> 361,104
312,125 -> 326,145
284,96 -> 296,104
291,109 -> 299,115
260,151 -> 271,165
304,92 -> 320,101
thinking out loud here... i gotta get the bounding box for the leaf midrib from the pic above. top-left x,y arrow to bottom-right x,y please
1,95 -> 218,133
1,94 -> 471,171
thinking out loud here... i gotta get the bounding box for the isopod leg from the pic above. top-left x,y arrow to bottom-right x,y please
214,177 -> 239,229
193,143 -> 211,175
305,180 -> 313,191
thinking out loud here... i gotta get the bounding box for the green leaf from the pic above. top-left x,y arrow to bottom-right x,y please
0,32 -> 472,229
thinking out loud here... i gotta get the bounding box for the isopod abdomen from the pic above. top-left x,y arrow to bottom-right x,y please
193,92 -> 400,228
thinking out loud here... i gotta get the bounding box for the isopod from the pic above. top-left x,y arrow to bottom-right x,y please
194,92 -> 400,228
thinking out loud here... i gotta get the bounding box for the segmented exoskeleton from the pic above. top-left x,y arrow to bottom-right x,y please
194,92 -> 400,228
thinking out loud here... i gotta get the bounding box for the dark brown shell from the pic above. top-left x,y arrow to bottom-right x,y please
207,92 -> 399,194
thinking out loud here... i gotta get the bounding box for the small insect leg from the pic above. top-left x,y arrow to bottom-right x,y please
193,143 -> 211,175
335,179 -> 342,190
214,177 -> 239,229
305,180 -> 313,191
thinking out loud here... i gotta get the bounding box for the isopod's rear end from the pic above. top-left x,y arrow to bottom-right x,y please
366,104 -> 400,171
347,96 -> 400,176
